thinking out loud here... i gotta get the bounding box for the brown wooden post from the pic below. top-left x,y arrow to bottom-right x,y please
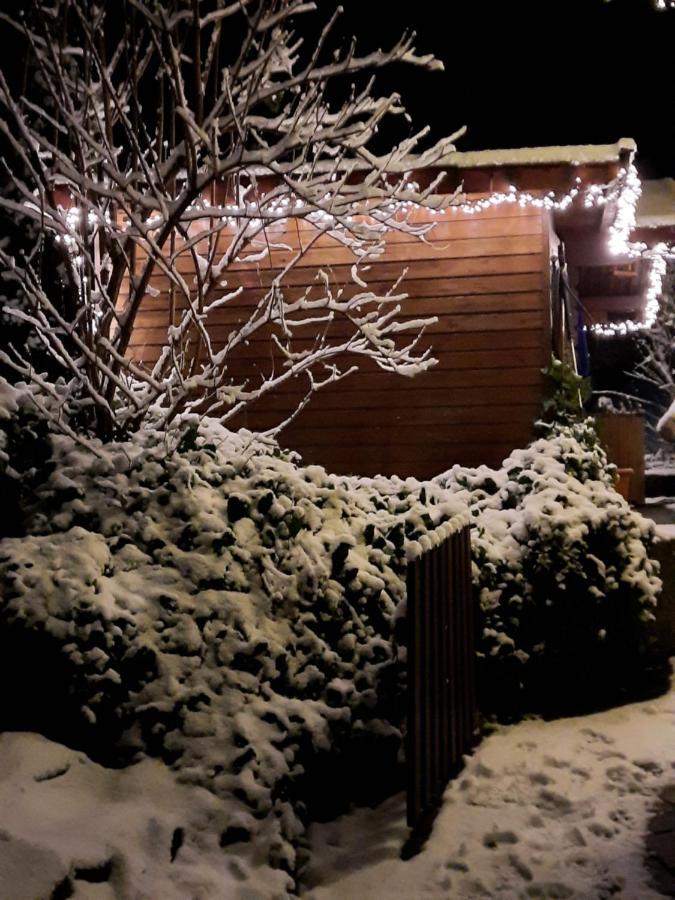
405,525 -> 479,836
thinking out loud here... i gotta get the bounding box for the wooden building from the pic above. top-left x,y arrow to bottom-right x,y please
128,140 -> 639,479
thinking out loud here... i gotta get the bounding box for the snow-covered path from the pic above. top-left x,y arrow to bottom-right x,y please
305,678 -> 675,899
0,681 -> 672,899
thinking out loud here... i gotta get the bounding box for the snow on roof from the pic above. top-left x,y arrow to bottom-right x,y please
636,178 -> 675,228
432,138 -> 637,170
254,139 -> 637,177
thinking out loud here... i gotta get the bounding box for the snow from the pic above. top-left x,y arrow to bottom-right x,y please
279,140 -> 637,176
0,731 -> 289,900
0,406 -> 468,884
3,678 -> 673,899
0,394 -> 663,892
305,672 -> 675,899
432,139 -> 636,171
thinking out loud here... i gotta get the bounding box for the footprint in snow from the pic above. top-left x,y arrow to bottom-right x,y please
462,877 -> 491,896
508,852 -> 533,881
632,758 -> 663,776
587,820 -> 616,839
580,728 -> 614,745
543,755 -> 571,769
606,765 -> 634,783
594,749 -> 627,762
608,807 -> 633,826
605,764 -> 647,794
33,763 -> 71,782
445,858 -> 469,873
528,772 -> 553,786
436,874 -> 452,892
566,826 -> 587,847
471,762 -> 494,778
535,789 -> 574,815
564,851 -> 591,868
525,882 -> 574,898
482,829 -> 519,849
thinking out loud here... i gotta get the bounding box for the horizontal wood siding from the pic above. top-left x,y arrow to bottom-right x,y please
129,199 -> 549,478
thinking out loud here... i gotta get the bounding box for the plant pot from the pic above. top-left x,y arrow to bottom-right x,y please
614,467 -> 634,501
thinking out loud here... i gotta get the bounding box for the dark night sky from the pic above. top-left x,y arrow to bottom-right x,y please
1,0 -> 672,178
337,0 -> 675,179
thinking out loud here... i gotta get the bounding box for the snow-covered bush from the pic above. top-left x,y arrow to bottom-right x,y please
438,419 -> 663,719
0,386 -> 465,886
0,380 -> 55,538
0,380 -> 664,885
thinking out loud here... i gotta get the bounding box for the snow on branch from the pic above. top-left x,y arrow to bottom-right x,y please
0,0 -> 463,440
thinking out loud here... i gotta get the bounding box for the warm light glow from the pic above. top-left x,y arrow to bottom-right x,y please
47,162 -> 674,339
586,165 -> 674,337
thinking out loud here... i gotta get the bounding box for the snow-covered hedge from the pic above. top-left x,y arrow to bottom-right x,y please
0,384 -> 466,888
0,383 -> 664,886
438,420 -> 663,718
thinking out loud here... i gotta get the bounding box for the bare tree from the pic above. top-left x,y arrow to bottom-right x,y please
633,271 -> 675,444
0,0 -> 463,441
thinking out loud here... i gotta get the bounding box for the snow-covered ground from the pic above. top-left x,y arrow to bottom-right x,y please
0,677 -> 673,899
305,674 -> 675,900
0,732 -> 290,899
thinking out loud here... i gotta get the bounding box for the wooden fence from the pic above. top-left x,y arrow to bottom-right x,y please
406,525 -> 479,834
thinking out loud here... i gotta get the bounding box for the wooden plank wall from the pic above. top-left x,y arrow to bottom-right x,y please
127,197 -> 550,479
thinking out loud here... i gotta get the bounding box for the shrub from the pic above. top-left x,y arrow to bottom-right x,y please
0,387 -> 465,886
437,419 -> 663,719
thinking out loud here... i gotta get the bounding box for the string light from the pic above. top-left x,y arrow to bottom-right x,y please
586,165 -> 674,337
45,161 -> 674,339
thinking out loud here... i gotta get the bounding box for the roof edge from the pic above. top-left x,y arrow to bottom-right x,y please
431,138 -> 637,171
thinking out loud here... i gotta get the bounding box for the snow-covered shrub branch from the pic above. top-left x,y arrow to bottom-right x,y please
437,420 -> 663,719
0,0 -> 463,441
